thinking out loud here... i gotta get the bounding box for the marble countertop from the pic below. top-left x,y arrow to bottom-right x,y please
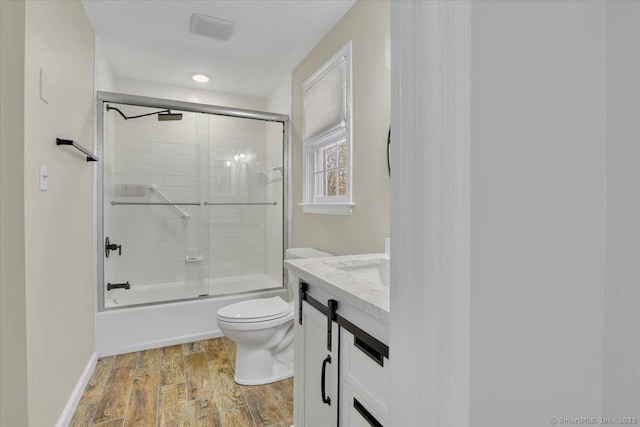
284,253 -> 390,324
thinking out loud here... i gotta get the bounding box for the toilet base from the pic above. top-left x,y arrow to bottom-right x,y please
234,361 -> 293,385
233,344 -> 294,386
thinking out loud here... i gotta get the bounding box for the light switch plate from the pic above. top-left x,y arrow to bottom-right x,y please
39,164 -> 48,191
39,68 -> 49,104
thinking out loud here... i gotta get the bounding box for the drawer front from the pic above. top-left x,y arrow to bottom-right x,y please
341,383 -> 387,427
340,329 -> 389,417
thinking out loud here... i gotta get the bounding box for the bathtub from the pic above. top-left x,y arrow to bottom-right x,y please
97,274 -> 286,356
105,273 -> 281,307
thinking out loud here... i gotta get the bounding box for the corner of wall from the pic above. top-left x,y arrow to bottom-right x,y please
0,0 -> 29,425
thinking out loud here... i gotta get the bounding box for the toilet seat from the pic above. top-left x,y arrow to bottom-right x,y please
217,296 -> 291,323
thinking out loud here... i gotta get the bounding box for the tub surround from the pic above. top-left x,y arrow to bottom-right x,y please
284,253 -> 390,324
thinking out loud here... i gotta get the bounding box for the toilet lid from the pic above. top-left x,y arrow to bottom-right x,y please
217,297 -> 290,323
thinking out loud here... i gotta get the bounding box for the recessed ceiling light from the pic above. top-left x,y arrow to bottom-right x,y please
192,73 -> 210,83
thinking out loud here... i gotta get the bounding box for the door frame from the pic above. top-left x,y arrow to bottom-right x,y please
389,2 -> 471,426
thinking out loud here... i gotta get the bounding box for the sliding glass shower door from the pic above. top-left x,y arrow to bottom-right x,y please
101,102 -> 284,308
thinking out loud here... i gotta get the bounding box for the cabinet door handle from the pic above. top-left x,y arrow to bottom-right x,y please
354,398 -> 383,427
321,355 -> 331,405
327,299 -> 338,351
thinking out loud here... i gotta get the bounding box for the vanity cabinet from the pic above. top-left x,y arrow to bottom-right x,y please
298,299 -> 340,426
295,281 -> 389,427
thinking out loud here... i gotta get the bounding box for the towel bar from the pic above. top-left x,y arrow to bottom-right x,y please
56,138 -> 98,162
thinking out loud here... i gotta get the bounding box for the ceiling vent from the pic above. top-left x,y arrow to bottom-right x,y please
190,13 -> 235,42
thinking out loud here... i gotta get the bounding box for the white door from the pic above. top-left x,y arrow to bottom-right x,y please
300,300 -> 339,427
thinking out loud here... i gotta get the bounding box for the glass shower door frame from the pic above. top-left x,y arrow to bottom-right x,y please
96,91 -> 290,311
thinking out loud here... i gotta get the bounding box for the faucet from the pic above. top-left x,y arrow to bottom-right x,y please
107,281 -> 130,291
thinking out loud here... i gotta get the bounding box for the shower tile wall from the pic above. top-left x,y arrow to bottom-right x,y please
206,115 -> 269,279
104,105 -> 280,291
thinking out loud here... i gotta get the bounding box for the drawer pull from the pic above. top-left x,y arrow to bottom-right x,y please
321,355 -> 331,405
354,398 -> 383,427
355,336 -> 384,367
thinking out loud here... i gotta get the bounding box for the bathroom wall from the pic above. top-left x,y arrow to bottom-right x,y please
114,77 -> 265,111
265,76 -> 291,283
95,37 -> 115,93
602,1 -> 640,417
22,0 -> 96,425
0,1 -> 29,425
291,0 -> 390,256
470,2 -> 606,425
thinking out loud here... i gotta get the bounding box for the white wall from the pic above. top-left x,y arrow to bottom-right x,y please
22,1 -> 96,425
389,3 -> 471,426
602,1 -> 640,417
0,1 -> 29,425
95,36 -> 115,93
391,3 -> 623,426
114,77 -> 265,111
470,2 -> 607,425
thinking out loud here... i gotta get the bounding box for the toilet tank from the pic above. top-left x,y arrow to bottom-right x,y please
284,248 -> 333,300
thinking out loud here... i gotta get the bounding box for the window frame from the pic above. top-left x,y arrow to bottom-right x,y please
300,41 -> 354,216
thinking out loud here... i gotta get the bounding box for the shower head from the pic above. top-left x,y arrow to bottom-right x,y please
157,111 -> 183,121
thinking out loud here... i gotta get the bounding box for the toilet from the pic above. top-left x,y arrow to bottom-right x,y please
216,247 -> 332,385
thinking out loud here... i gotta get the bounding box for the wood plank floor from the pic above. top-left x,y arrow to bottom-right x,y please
70,337 -> 293,427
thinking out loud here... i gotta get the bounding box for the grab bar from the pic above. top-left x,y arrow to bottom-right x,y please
150,185 -> 190,218
56,138 -> 99,162
203,202 -> 277,206
110,201 -> 276,209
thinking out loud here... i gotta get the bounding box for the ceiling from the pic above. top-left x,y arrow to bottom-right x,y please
82,0 -> 356,99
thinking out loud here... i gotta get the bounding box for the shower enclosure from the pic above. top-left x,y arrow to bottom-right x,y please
97,93 -> 287,311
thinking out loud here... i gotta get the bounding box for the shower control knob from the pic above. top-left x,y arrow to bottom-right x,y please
105,237 -> 122,258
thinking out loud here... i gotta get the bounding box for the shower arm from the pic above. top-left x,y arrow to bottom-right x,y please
106,105 -> 171,120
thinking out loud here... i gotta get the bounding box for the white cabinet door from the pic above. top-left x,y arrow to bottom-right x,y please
298,300 -> 339,427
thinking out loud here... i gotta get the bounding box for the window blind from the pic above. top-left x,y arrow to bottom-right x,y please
303,56 -> 347,142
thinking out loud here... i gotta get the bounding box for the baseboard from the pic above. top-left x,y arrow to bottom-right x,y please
56,352 -> 98,427
99,330 -> 224,357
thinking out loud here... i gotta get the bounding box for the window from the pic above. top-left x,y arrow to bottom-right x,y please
301,42 -> 354,215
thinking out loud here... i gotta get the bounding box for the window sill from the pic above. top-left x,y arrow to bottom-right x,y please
299,203 -> 355,216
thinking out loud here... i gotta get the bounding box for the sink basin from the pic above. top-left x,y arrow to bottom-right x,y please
325,256 -> 390,288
